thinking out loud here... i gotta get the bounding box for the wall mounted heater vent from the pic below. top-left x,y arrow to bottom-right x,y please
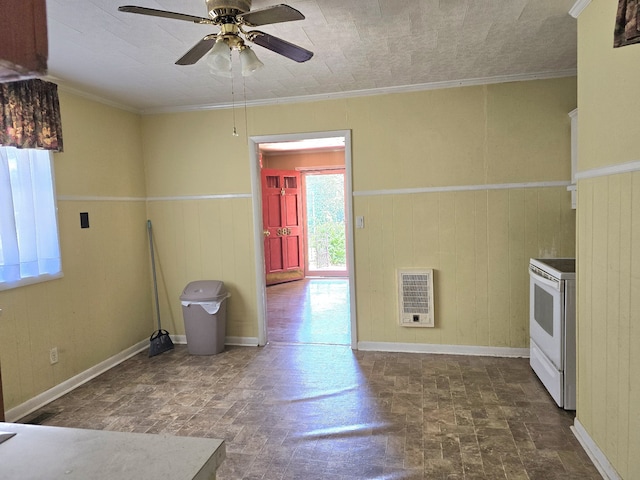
398,269 -> 434,327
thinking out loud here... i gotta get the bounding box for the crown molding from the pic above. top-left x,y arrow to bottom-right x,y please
45,75 -> 141,114
140,69 -> 577,115
45,69 -> 577,116
569,0 -> 592,18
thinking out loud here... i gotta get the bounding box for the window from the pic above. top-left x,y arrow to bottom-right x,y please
0,146 -> 62,290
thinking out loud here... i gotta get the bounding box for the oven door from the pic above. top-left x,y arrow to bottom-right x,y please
529,266 -> 564,370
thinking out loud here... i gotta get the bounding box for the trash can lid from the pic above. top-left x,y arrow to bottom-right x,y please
180,280 -> 228,302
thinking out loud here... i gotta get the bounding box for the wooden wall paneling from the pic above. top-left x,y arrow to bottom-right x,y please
437,192 -> 457,345
454,191 -> 477,346
508,188 -> 528,348
627,172 -> 640,477
487,190 -> 510,347
590,179 -> 609,444
577,179 -> 594,427
474,191 -> 490,347
615,174 -> 632,477
605,175 -> 621,465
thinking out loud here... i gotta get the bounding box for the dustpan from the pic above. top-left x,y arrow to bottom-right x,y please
149,329 -> 173,357
147,220 -> 174,357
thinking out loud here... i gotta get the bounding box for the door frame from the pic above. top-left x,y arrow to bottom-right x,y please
248,130 -> 357,349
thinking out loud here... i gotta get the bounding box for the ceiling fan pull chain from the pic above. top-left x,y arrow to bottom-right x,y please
231,72 -> 239,137
243,76 -> 249,140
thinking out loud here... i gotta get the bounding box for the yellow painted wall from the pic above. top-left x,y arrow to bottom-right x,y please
0,91 -> 152,412
347,82 -> 574,191
144,198 -> 256,338
355,187 -> 574,345
142,78 -> 576,346
576,1 -> 640,478
578,1 -> 640,172
0,76 -> 577,414
143,110 -> 251,197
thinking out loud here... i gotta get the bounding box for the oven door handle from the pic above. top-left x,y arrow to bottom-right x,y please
529,267 -> 561,291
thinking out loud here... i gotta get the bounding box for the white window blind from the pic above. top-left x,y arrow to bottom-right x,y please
0,146 -> 62,290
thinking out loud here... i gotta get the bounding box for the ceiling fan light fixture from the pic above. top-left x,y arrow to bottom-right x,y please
119,1 -> 314,70
207,38 -> 232,77
239,46 -> 264,76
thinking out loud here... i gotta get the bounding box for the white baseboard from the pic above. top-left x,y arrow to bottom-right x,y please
225,336 -> 259,346
571,418 -> 621,480
5,334 -> 259,422
357,341 -> 529,358
171,335 -> 259,347
6,339 -> 149,423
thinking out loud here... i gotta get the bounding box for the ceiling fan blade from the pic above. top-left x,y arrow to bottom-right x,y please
238,4 -> 304,26
118,6 -> 213,24
176,36 -> 217,65
247,31 -> 313,63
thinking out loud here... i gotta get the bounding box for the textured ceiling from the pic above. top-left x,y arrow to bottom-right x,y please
45,0 -> 578,113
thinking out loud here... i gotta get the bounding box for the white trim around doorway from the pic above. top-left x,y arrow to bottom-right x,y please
248,130 -> 357,349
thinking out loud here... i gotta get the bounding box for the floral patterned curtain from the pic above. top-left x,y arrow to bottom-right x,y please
0,79 -> 63,152
615,0 -> 640,47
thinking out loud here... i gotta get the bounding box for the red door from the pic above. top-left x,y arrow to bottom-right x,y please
261,169 -> 305,285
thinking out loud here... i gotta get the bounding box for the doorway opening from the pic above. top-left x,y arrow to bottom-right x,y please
304,169 -> 347,277
249,131 -> 356,348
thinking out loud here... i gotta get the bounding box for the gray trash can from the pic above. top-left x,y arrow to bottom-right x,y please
180,280 -> 230,355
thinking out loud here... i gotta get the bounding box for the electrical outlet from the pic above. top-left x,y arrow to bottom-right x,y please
49,347 -> 59,365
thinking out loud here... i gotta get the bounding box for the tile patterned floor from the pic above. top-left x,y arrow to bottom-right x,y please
20,279 -> 601,479
267,278 -> 351,345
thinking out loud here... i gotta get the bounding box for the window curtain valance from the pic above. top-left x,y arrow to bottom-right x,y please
0,78 -> 63,152
615,0 -> 640,47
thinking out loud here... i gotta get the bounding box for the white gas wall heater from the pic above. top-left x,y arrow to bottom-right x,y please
398,269 -> 435,327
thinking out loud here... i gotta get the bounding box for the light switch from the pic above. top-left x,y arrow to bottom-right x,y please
356,216 -> 364,229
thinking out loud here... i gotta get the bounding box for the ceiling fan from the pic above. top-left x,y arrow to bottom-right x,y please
118,0 -> 313,76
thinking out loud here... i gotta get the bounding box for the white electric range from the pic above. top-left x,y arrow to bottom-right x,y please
529,258 -> 576,410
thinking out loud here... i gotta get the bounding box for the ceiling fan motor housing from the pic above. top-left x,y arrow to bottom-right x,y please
206,0 -> 251,17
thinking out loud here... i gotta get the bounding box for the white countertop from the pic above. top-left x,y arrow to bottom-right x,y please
0,422 -> 225,480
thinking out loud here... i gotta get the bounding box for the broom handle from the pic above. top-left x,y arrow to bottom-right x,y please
147,220 -> 162,331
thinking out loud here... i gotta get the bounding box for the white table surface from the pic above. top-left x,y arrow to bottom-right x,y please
0,422 -> 225,480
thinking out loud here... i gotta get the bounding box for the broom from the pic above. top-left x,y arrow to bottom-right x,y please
147,220 -> 174,357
